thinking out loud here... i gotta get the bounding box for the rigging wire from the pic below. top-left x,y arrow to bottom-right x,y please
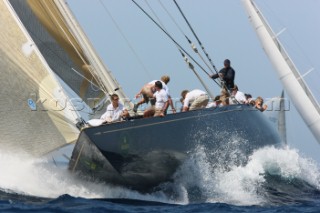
259,2 -> 320,103
131,0 -> 205,75
143,0 -> 185,54
144,0 -> 166,29
144,0 -> 215,99
259,1 -> 320,101
158,0 -> 214,74
28,27 -> 103,96
157,0 -> 185,36
131,0 -> 221,88
146,0 -> 216,98
179,49 -> 215,99
70,68 -> 100,92
98,0 -> 152,79
173,0 -> 236,93
172,0 -> 219,75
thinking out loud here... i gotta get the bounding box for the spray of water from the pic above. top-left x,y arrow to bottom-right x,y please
0,150 -> 178,203
173,145 -> 320,205
0,142 -> 319,206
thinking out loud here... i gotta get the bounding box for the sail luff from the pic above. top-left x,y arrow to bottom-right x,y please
242,0 -> 320,143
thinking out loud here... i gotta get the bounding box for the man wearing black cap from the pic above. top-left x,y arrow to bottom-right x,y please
210,59 -> 235,91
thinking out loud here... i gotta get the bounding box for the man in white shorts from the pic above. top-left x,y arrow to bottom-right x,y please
181,89 -> 209,112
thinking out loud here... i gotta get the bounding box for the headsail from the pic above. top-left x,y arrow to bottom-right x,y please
0,0 -> 128,156
242,0 -> 320,144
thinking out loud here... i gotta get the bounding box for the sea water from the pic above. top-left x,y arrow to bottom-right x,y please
0,144 -> 320,212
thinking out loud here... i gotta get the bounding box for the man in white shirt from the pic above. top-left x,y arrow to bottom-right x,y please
134,75 -> 175,113
181,89 -> 209,112
100,94 -> 129,123
143,81 -> 169,117
230,85 -> 246,104
153,80 -> 169,117
206,95 -> 222,108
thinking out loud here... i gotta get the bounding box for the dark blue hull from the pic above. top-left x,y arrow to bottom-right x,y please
69,105 -> 281,191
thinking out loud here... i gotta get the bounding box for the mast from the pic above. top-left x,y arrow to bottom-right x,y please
242,0 -> 320,143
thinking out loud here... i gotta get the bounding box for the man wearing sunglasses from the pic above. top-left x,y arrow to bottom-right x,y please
100,94 -> 129,123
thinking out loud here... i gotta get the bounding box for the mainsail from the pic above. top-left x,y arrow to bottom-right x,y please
242,0 -> 320,143
0,0 -> 128,156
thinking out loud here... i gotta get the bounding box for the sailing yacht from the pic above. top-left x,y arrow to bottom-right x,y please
1,0 -> 281,192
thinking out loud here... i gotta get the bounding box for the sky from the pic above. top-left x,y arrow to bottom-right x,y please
66,0 -> 320,163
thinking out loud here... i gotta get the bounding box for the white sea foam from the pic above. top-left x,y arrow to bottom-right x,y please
0,150 -> 174,203
204,146 -> 320,205
0,145 -> 319,206
156,144 -> 320,205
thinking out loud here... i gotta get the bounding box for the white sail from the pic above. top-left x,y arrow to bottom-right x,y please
0,0 -> 127,156
278,90 -> 287,145
242,0 -> 320,143
0,0 -> 77,155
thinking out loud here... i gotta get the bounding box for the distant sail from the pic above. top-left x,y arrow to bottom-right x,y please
264,91 -> 287,145
278,90 -> 287,145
